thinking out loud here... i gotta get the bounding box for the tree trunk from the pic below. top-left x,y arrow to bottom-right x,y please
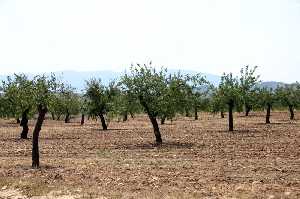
288,105 -> 295,120
139,96 -> 162,144
221,111 -> 225,118
228,100 -> 234,132
161,115 -> 166,125
57,115 -> 61,120
16,118 -> 20,124
99,113 -> 107,130
123,111 -> 128,122
20,109 -> 29,139
32,105 -> 47,168
64,110 -> 70,123
149,115 -> 162,144
80,114 -> 85,125
266,103 -> 271,124
245,104 -> 251,116
194,106 -> 198,120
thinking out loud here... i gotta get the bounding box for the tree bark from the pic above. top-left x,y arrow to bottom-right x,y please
64,110 -> 70,123
288,105 -> 295,120
32,105 -> 47,168
20,109 -> 29,139
228,99 -> 234,132
266,103 -> 271,124
80,114 -> 85,125
99,113 -> 107,130
194,106 -> 198,120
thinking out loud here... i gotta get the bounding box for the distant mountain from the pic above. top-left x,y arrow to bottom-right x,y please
0,70 -> 287,92
259,81 -> 286,90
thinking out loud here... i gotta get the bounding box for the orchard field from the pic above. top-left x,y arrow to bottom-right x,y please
0,112 -> 299,198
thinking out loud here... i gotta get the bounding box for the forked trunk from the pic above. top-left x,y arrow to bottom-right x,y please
80,114 -> 85,125
32,105 -> 47,168
228,99 -> 234,132
266,103 -> 271,124
99,113 -> 107,130
20,109 -> 29,139
288,105 -> 295,120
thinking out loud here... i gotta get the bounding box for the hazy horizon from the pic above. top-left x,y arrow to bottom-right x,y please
0,0 -> 299,83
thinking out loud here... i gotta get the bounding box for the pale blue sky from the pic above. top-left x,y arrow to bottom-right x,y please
0,0 -> 299,82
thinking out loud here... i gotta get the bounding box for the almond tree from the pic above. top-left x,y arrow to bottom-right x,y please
256,88 -> 276,124
239,66 -> 260,116
85,79 -> 116,130
121,63 -> 170,144
218,73 -> 242,131
31,74 -> 58,168
275,83 -> 300,120
1,74 -> 34,139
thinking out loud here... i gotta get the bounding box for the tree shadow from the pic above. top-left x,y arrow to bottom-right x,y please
90,128 -> 131,132
114,141 -> 195,150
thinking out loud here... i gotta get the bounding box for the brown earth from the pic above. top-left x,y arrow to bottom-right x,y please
0,112 -> 299,198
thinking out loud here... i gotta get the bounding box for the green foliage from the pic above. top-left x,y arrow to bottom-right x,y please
84,78 -> 114,117
256,88 -> 276,110
1,74 -> 35,118
218,73 -> 242,109
239,66 -> 260,111
121,63 -> 169,118
275,83 -> 300,108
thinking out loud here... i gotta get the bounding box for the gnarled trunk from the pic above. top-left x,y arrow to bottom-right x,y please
80,114 -> 85,125
228,99 -> 234,132
288,105 -> 295,120
20,109 -> 29,139
266,103 -> 271,124
32,105 -> 47,168
99,113 -> 107,130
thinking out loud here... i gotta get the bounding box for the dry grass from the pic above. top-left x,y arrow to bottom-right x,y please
0,112 -> 299,198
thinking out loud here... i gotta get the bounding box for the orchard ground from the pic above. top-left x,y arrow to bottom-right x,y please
0,112 -> 299,198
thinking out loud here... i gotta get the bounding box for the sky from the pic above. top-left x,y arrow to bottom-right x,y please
0,0 -> 299,82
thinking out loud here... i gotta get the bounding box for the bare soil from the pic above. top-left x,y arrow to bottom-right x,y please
0,112 -> 299,198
